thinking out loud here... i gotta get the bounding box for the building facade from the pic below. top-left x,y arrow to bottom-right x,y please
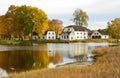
44,30 -> 56,40
32,32 -> 38,40
60,25 -> 91,40
90,30 -> 109,39
32,25 -> 109,40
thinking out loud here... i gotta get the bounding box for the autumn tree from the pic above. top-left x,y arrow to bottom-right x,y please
106,18 -> 120,39
48,19 -> 63,35
4,5 -> 20,40
17,5 -> 48,37
0,15 -> 5,35
0,5 -> 48,40
73,8 -> 89,27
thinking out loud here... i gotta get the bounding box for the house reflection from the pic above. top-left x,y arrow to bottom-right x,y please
47,43 -> 88,63
68,43 -> 88,58
47,44 -> 63,64
67,43 -> 88,62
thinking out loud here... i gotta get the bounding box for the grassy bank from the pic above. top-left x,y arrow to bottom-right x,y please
0,39 -> 119,45
8,46 -> 120,78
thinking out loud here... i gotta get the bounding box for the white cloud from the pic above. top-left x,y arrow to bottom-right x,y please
0,0 -> 120,29
85,0 -> 120,15
1,0 -> 120,15
88,21 -> 108,30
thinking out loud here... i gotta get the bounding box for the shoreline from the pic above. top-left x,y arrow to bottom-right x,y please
0,39 -> 119,46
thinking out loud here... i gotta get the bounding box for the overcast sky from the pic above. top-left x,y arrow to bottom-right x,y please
0,0 -> 120,29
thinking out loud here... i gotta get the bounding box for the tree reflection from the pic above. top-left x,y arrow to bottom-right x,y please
32,51 -> 49,69
49,51 -> 63,64
0,50 -> 49,73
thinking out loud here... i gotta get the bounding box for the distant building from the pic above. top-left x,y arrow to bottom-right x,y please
60,25 -> 92,40
90,30 -> 109,39
32,32 -> 38,40
39,30 -> 56,40
32,30 -> 57,40
32,26 -> 109,40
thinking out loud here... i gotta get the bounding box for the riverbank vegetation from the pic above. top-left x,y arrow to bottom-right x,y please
0,39 -> 119,45
106,18 -> 120,39
0,5 -> 48,40
0,5 -> 63,40
8,46 -> 120,78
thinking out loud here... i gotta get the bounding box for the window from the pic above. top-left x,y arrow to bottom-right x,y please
84,33 -> 86,35
96,33 -> 99,35
52,37 -> 54,39
71,37 -> 73,40
67,36 -> 68,39
77,36 -> 79,39
49,37 -> 51,39
52,32 -> 54,35
105,36 -> 106,38
64,36 -> 66,39
49,32 -> 51,35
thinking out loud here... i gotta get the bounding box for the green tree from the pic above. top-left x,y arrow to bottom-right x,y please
4,5 -> 21,40
107,18 -> 120,39
17,5 -> 48,37
73,8 -> 89,27
48,19 -> 63,35
2,5 -> 25,40
1,5 -> 48,40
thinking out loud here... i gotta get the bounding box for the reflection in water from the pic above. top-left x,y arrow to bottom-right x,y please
49,51 -> 63,64
47,43 -> 88,64
68,43 -> 88,58
0,50 -> 49,73
0,42 -> 117,73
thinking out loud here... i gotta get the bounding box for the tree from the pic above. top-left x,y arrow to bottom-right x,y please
106,18 -> 120,39
4,5 -> 20,39
0,5 -> 48,40
17,5 -> 48,36
48,19 -> 63,35
0,15 -> 5,35
73,8 -> 89,27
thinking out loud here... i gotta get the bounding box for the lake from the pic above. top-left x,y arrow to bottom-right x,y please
0,42 -> 119,73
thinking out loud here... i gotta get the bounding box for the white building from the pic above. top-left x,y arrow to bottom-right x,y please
32,30 -> 56,40
32,26 -> 109,40
91,30 -> 109,39
32,32 -> 38,40
60,25 -> 91,40
42,30 -> 56,40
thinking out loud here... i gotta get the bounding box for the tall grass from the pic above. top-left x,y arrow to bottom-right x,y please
8,46 -> 120,78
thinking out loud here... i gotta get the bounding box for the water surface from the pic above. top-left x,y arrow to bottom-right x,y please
0,42 -> 118,73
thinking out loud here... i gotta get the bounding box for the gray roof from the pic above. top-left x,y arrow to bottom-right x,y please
65,25 -> 92,34
44,30 -> 55,35
98,30 -> 108,35
32,32 -> 38,35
